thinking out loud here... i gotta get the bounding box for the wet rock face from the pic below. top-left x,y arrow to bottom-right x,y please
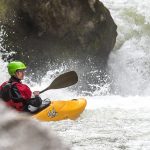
18,0 -> 117,40
0,0 -> 117,77
17,0 -> 117,52
0,100 -> 70,150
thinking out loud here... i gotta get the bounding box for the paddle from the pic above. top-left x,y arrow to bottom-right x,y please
39,71 -> 78,94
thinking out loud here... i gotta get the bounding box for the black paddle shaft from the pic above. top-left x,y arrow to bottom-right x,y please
40,71 -> 78,94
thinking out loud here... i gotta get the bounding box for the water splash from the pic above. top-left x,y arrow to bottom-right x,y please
101,0 -> 150,96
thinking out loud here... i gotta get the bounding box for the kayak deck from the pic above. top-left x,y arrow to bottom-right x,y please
32,98 -> 87,121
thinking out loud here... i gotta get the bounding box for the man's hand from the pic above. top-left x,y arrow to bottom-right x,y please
33,91 -> 40,96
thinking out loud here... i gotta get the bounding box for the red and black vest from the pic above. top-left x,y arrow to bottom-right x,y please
0,81 -> 32,111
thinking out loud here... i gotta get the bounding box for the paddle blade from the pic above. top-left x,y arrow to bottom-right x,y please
50,71 -> 78,89
40,71 -> 78,94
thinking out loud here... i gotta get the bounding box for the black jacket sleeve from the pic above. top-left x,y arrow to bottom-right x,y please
11,85 -> 42,107
28,96 -> 42,107
10,85 -> 25,103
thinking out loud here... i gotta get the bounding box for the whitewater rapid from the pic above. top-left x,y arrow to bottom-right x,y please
43,96 -> 150,150
1,0 -> 150,149
102,0 -> 150,96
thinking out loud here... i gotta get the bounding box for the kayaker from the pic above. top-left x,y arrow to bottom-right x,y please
0,61 -> 42,113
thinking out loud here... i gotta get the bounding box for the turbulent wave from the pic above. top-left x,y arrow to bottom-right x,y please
44,96 -> 150,150
101,0 -> 150,96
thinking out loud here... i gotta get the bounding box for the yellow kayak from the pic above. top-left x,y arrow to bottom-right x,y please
32,98 -> 87,122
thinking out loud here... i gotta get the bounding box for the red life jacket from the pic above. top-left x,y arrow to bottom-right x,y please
0,81 -> 32,111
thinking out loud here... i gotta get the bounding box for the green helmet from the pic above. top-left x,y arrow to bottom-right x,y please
7,61 -> 27,76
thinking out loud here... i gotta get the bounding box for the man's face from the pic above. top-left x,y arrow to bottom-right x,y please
15,69 -> 26,80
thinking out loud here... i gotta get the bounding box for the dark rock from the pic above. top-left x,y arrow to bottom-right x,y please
0,0 -> 117,81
